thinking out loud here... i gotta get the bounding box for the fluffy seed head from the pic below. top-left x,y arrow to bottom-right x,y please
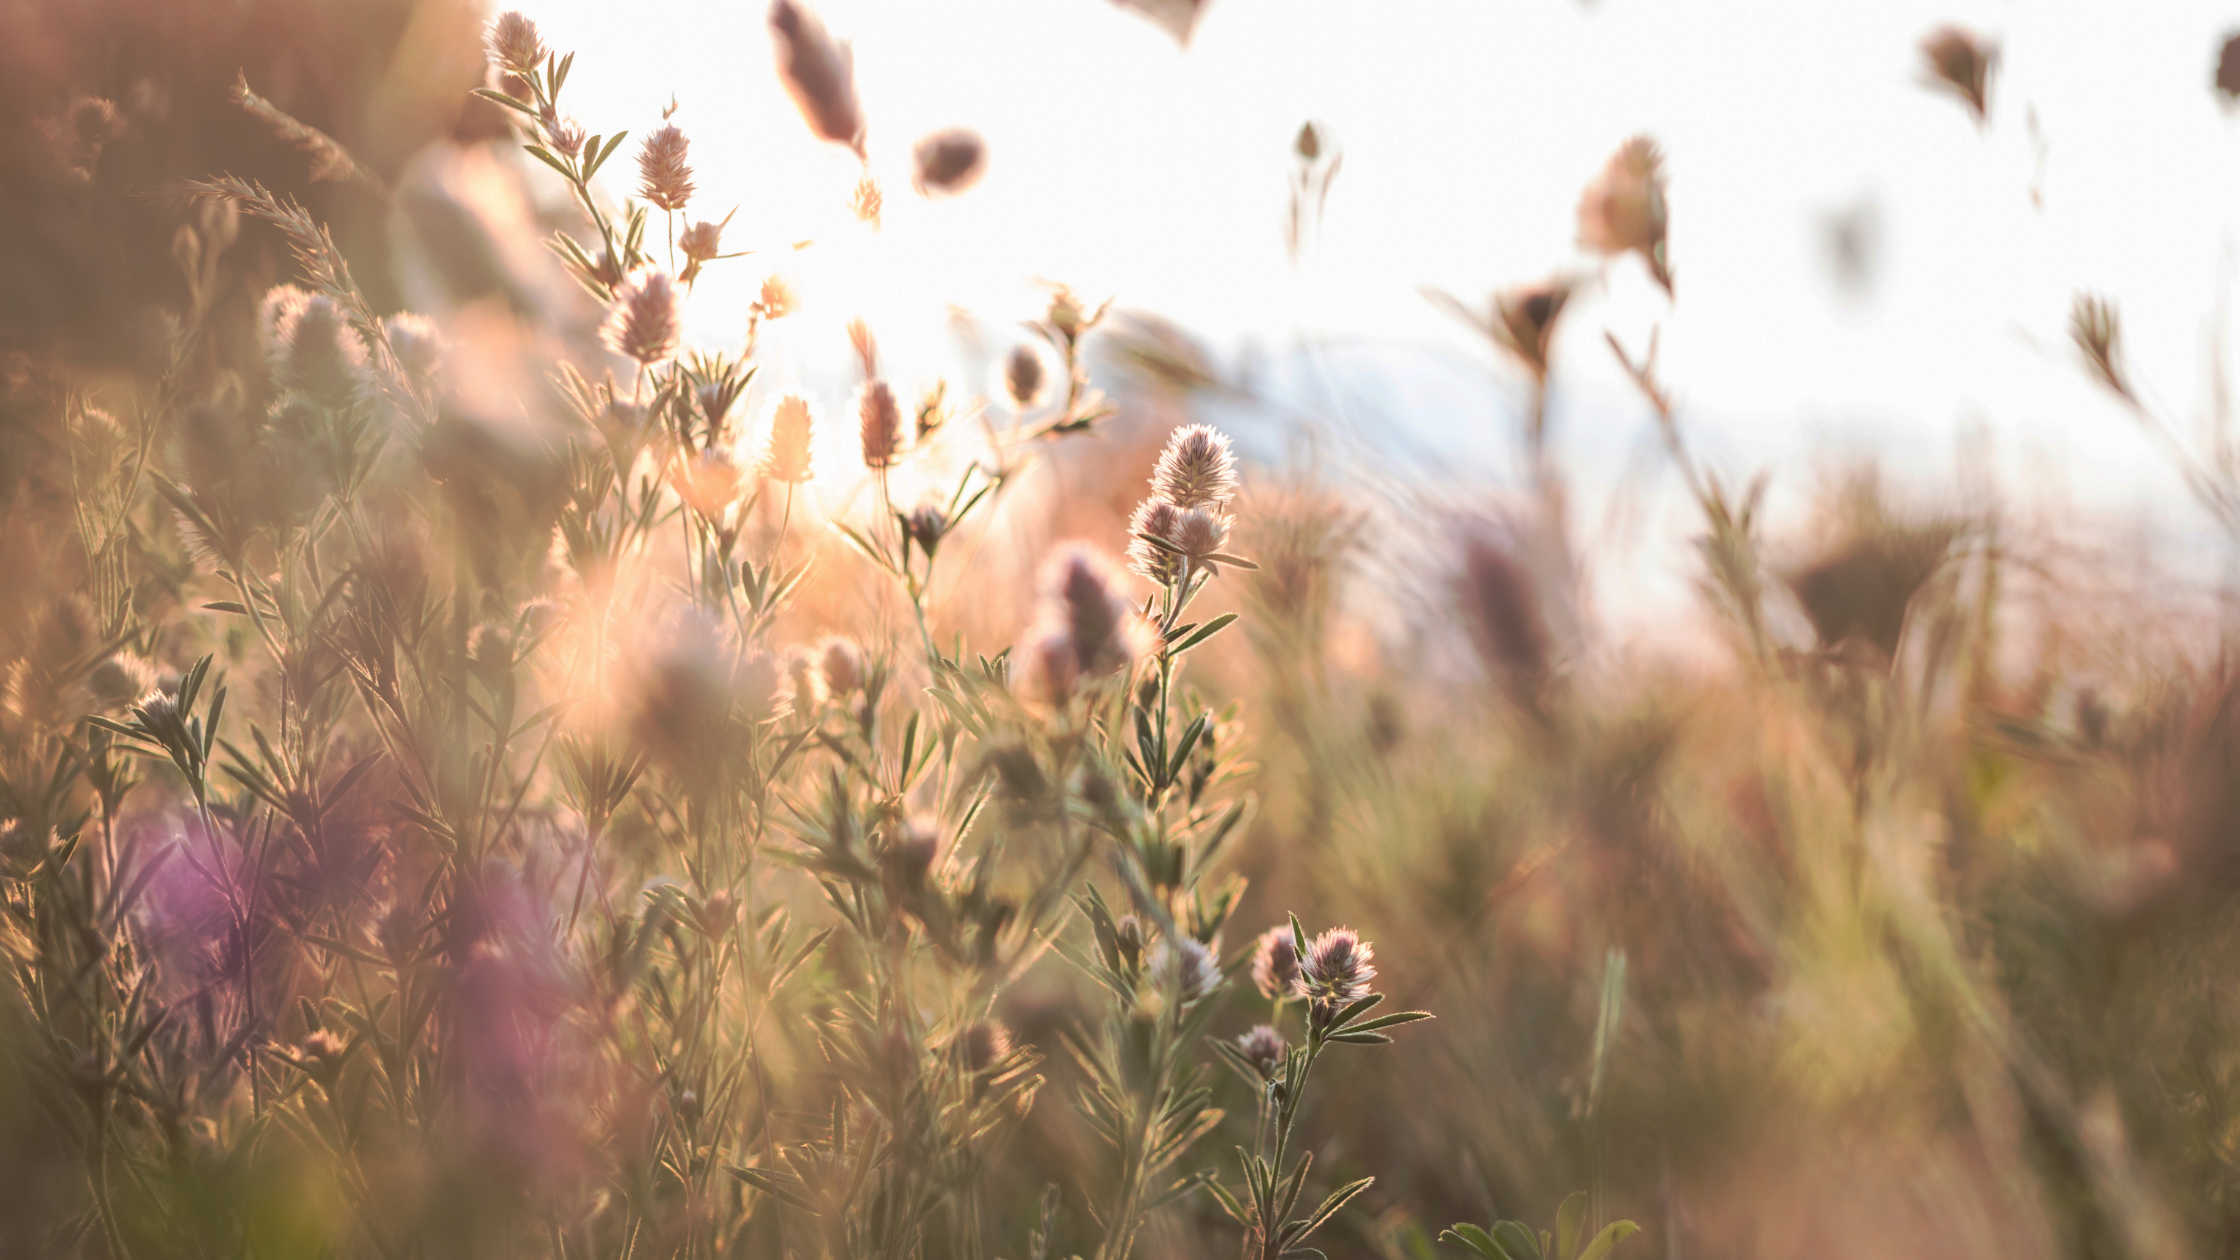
261,285 -> 368,407
1577,136 -> 1670,293
1151,936 -> 1221,1004
637,124 -> 695,212
1250,926 -> 1299,1000
763,394 -> 815,483
383,313 -> 445,382
679,218 -> 725,264
1047,544 -> 1145,677
1005,344 -> 1046,409
858,380 -> 902,470
769,0 -> 865,155
1236,1024 -> 1286,1076
602,270 -> 681,366
1150,424 -> 1240,511
912,127 -> 987,196
1171,506 -> 1230,566
784,647 -> 827,711
1295,927 -> 1376,1006
485,11 -> 546,76
544,118 -> 586,159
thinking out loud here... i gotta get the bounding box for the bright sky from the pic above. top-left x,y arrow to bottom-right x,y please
518,0 -> 2240,639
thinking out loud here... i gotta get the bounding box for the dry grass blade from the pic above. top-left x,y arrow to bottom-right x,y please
231,73 -> 388,196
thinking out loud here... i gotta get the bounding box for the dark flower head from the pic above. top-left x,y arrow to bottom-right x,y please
912,127 -> 987,196
1005,343 -> 1047,409
769,0 -> 865,156
858,380 -> 902,470
1295,927 -> 1376,1007
960,1019 -> 1013,1073
1920,25 -> 1996,122
904,502 -> 948,556
1250,925 -> 1299,1000
820,636 -> 865,695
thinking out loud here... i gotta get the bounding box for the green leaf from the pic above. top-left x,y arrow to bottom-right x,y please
471,87 -> 538,117
1169,611 -> 1237,654
1286,1175 -> 1373,1243
1556,1192 -> 1587,1260
586,130 -> 628,181
522,143 -> 577,182
1492,1220 -> 1542,1260
1343,1010 -> 1434,1035
1204,1178 -> 1249,1226
202,601 -> 250,615
1440,1224 -> 1508,1260
1574,1221 -> 1639,1260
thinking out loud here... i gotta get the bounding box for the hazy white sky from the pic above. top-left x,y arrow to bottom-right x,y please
519,0 -> 2240,600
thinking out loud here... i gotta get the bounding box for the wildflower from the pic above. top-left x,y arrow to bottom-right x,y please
678,215 -> 728,285
1235,1024 -> 1286,1077
84,655 -> 157,711
2071,293 -> 2130,400
960,1020 -> 1013,1073
1047,544 -> 1147,677
820,636 -> 865,695
1295,927 -> 1376,1007
1150,423 -> 1240,511
1295,121 -> 1322,161
485,11 -> 547,76
383,313 -> 446,383
1250,925 -> 1299,1000
757,274 -> 796,319
763,394 -> 815,483
1491,279 -> 1572,381
545,117 -> 586,160
637,124 -> 694,212
1578,136 -> 1671,295
1150,936 -> 1221,1004
859,380 -> 902,470
769,0 -> 865,156
1005,344 -> 1047,409
670,448 -> 744,517
912,127 -> 987,196
602,269 -> 681,366
1458,535 -> 1551,702
904,502 -> 948,557
261,285 -> 368,407
1171,507 -> 1230,568
1920,25 -> 1995,123
2219,33 -> 2240,102
1128,500 -> 1184,585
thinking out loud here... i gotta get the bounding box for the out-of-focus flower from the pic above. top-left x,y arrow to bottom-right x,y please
887,815 -> 940,884
637,124 -> 695,212
769,0 -> 865,156
820,636 -> 865,695
859,380 -> 902,470
1005,344 -> 1046,409
1150,936 -> 1221,1004
670,447 -> 744,517
486,11 -> 547,76
1236,1024 -> 1286,1077
679,218 -> 725,265
545,118 -> 586,160
915,380 -> 951,440
757,274 -> 796,319
1577,136 -> 1671,295
2218,33 -> 2240,102
960,1019 -> 1013,1073
1250,925 -> 1299,1000
904,502 -> 948,557
1920,25 -> 1996,123
785,647 -> 827,712
851,173 -> 883,228
602,269 -> 681,366
1458,534 -> 1551,705
1295,927 -> 1376,1007
383,313 -> 446,383
1128,499 -> 1185,585
1150,423 -> 1240,512
762,394 -> 815,483
1491,279 -> 1572,381
911,128 -> 987,196
1026,544 -> 1150,699
261,284 -> 368,407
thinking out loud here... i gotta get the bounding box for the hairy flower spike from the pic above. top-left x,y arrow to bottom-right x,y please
1251,926 -> 1300,1000
1295,927 -> 1376,1007
763,394 -> 815,483
486,11 -> 546,76
1151,423 -> 1240,511
769,0 -> 865,156
602,269 -> 681,366
1151,936 -> 1221,1004
637,124 -> 695,212
261,284 -> 368,407
858,380 -> 902,470
1577,136 -> 1671,295
1127,499 -> 1185,585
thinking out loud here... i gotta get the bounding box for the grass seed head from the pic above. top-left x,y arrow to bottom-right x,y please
637,124 -> 695,212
